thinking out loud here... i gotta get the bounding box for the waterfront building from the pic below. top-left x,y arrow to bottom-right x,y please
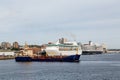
1,42 -> 11,49
59,38 -> 68,44
13,42 -> 19,49
0,52 -> 15,56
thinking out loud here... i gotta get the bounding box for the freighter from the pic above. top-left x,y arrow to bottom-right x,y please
15,38 -> 82,62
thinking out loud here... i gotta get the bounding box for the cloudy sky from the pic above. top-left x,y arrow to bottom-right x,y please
0,0 -> 120,49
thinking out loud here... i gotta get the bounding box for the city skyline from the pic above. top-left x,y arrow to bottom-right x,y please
0,0 -> 120,49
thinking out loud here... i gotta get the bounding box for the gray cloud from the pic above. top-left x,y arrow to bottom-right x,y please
0,0 -> 120,48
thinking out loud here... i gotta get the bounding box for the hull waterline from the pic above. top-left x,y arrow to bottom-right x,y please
15,55 -> 81,62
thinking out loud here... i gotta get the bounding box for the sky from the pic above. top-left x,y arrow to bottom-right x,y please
0,0 -> 120,49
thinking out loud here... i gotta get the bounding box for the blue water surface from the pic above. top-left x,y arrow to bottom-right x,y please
0,53 -> 120,80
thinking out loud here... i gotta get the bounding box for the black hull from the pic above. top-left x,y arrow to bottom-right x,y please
15,55 -> 81,62
82,51 -> 103,55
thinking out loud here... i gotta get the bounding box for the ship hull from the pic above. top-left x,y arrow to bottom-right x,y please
15,55 -> 81,62
82,51 -> 103,55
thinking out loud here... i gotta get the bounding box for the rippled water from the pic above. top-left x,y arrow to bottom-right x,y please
0,53 -> 120,80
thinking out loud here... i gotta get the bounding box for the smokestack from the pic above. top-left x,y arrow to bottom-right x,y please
89,41 -> 92,45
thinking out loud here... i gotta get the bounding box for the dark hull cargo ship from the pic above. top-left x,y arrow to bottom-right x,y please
15,40 -> 82,62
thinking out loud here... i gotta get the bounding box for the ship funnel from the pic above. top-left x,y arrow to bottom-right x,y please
89,41 -> 92,45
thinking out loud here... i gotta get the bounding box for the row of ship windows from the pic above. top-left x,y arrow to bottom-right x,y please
59,47 -> 78,51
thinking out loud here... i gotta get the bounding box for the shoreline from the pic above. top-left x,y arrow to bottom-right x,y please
0,56 -> 15,60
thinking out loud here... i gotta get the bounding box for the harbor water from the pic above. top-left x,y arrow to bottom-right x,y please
0,53 -> 120,80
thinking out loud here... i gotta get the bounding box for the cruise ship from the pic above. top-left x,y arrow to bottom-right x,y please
15,38 -> 82,62
81,41 -> 107,55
